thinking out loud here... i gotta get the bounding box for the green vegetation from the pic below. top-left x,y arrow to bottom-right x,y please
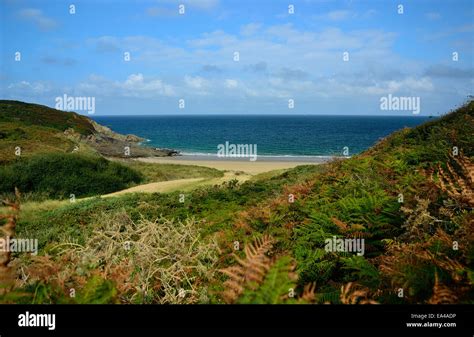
0,100 -> 176,162
0,100 -> 95,135
119,160 -> 223,183
0,120 -> 83,165
0,100 -> 98,164
11,164 -> 318,250
0,153 -> 143,199
1,101 -> 473,304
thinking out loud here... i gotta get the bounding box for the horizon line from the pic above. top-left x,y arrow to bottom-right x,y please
89,113 -> 435,117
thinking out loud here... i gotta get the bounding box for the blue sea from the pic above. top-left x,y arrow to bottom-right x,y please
92,115 -> 431,159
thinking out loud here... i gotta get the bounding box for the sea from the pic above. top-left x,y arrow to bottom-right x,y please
92,115 -> 431,161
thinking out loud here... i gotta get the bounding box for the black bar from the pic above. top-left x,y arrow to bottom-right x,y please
0,304 -> 472,334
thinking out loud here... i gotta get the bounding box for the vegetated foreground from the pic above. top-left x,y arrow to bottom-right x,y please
0,101 -> 473,304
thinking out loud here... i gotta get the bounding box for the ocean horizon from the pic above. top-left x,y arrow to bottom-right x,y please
93,115 -> 431,159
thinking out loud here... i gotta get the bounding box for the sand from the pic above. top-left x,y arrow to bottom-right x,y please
103,172 -> 253,197
101,156 -> 323,197
137,157 -> 321,175
103,178 -> 205,197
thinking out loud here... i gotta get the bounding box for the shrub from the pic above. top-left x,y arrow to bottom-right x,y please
0,153 -> 143,198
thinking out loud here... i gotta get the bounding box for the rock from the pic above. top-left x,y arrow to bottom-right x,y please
64,121 -> 177,158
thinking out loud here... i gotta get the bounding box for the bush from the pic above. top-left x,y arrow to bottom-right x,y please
0,153 -> 143,198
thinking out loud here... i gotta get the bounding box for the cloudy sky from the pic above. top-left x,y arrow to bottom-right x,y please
0,0 -> 473,115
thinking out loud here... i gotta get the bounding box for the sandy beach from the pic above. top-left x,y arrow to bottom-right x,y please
137,156 -> 327,175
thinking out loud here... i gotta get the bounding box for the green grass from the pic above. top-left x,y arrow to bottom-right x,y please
0,121 -> 88,164
0,100 -> 121,163
0,100 -> 95,135
117,160 -> 224,183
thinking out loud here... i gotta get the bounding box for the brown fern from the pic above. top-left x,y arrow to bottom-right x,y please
340,282 -> 378,304
379,227 -> 467,302
300,282 -> 317,303
331,217 -> 348,232
432,154 -> 474,207
428,272 -> 458,304
219,234 -> 274,303
0,188 -> 21,295
233,180 -> 315,233
331,218 -> 372,239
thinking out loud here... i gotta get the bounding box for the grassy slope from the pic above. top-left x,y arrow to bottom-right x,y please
0,100 -> 95,135
239,101 -> 473,303
0,100 -> 98,164
3,102 -> 473,304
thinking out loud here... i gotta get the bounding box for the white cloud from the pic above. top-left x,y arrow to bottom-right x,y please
89,25 -> 398,82
88,36 -> 120,52
77,73 -> 175,98
7,22 -> 451,107
18,8 -> 57,31
425,24 -> 474,41
240,23 -> 262,36
184,75 -> 207,89
326,10 -> 352,21
7,80 -> 51,95
225,79 -> 238,88
77,25 -> 409,101
188,30 -> 237,48
338,77 -> 435,96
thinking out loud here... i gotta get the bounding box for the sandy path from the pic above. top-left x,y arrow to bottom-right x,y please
102,157 -> 320,197
103,171 -> 251,197
103,177 -> 205,197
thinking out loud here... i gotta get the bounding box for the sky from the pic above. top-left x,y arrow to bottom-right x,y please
0,0 -> 473,115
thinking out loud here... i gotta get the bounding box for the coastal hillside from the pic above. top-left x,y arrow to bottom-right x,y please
0,100 -> 176,164
0,101 -> 218,199
0,101 -> 473,304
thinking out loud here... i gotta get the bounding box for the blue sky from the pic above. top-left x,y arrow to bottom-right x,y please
0,0 -> 473,115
